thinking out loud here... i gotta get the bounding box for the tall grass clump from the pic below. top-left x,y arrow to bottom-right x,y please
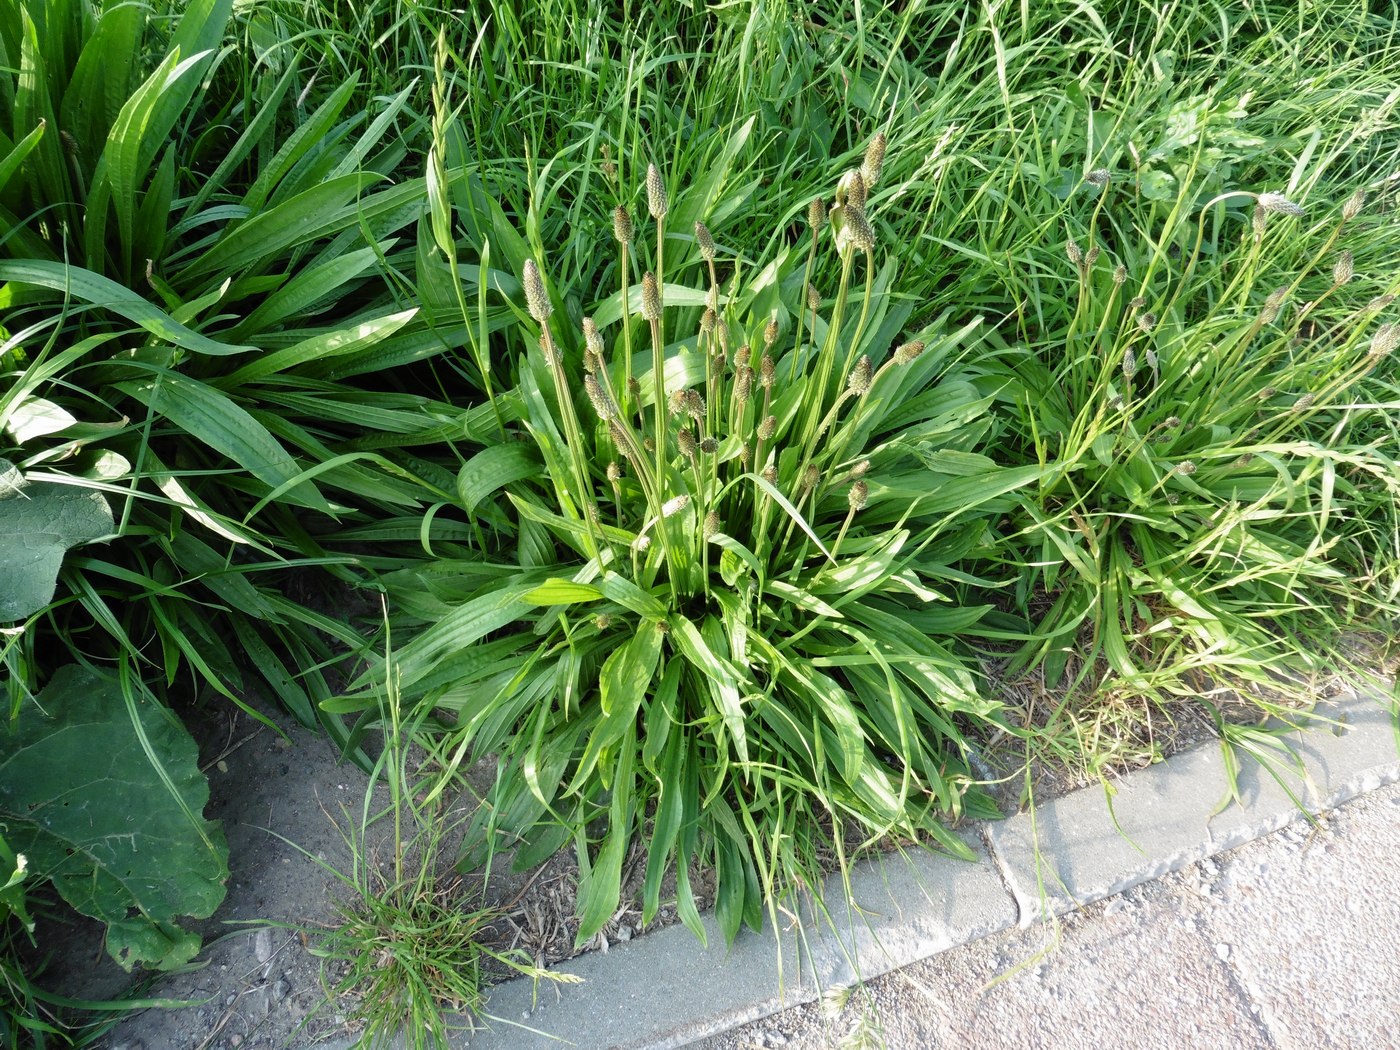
339,132 -> 1030,945
879,0 -> 1400,768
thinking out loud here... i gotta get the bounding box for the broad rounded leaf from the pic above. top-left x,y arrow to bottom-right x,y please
0,666 -> 229,971
0,462 -> 113,621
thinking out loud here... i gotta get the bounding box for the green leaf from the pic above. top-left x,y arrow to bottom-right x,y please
386,585 -> 535,691
3,395 -> 77,443
117,374 -> 331,514
670,615 -> 749,765
457,443 -> 541,513
180,172 -> 383,281
520,580 -> 604,606
102,48 -> 213,254
0,261 -> 256,356
0,666 -> 229,971
574,725 -> 633,947
217,308 -> 418,387
0,119 -> 45,197
0,462 -> 113,621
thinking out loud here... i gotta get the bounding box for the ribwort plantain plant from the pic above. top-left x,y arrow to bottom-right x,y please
351,134 -> 1026,946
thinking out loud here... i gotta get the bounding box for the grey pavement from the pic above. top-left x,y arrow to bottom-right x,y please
336,685 -> 1399,1050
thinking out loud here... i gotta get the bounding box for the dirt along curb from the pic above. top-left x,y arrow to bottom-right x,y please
88,682 -> 1397,1050
326,682 -> 1398,1050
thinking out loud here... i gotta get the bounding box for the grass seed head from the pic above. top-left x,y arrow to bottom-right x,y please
1293,393 -> 1317,410
610,422 -> 635,453
1086,168 -> 1111,186
808,198 -> 827,233
894,340 -> 925,365
1370,322 -> 1399,359
642,271 -> 660,321
607,461 -> 623,482
700,307 -> 717,335
699,437 -> 718,454
523,259 -> 551,323
846,207 -> 876,253
1332,251 -> 1355,287
801,463 -> 820,491
761,464 -> 777,484
760,354 -> 775,388
1165,416 -> 1181,428
757,414 -> 777,440
583,383 -> 615,422
583,317 -> 603,356
807,284 -> 822,312
1260,287 -> 1289,325
646,163 -> 668,219
847,459 -> 871,481
735,365 -> 754,404
703,511 -> 721,538
1252,206 -> 1269,238
861,132 -> 888,188
734,345 -> 751,371
1342,187 -> 1367,222
1066,241 -> 1084,267
627,376 -> 642,399
1129,296 -> 1147,312
1137,312 -> 1158,334
613,206 -> 633,244
1084,245 -> 1101,268
848,355 -> 873,394
661,494 -> 690,517
696,221 -> 716,262
1113,264 -> 1128,286
848,480 -> 869,511
677,428 -> 697,456
1122,349 -> 1137,380
763,314 -> 779,349
837,169 -> 868,210
1257,192 -> 1304,217
594,612 -> 612,630
683,389 -> 706,420
1174,460 -> 1197,476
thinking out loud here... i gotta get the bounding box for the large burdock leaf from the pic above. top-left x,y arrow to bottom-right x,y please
0,666 -> 229,970
0,460 -> 114,621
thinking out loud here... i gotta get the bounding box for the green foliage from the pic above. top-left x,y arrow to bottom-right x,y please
0,460 -> 112,623
984,179 -> 1400,701
0,665 -> 228,971
333,128 -> 1027,946
304,651 -> 573,1049
0,5 -> 1397,1040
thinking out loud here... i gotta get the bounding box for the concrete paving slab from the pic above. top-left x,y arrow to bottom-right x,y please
318,686 -> 1397,1050
701,784 -> 1400,1049
446,837 -> 1016,1049
983,686 -> 1400,924
985,743 -> 1235,923
1203,782 -> 1400,1050
696,868 -> 1275,1050
1290,687 -> 1400,806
